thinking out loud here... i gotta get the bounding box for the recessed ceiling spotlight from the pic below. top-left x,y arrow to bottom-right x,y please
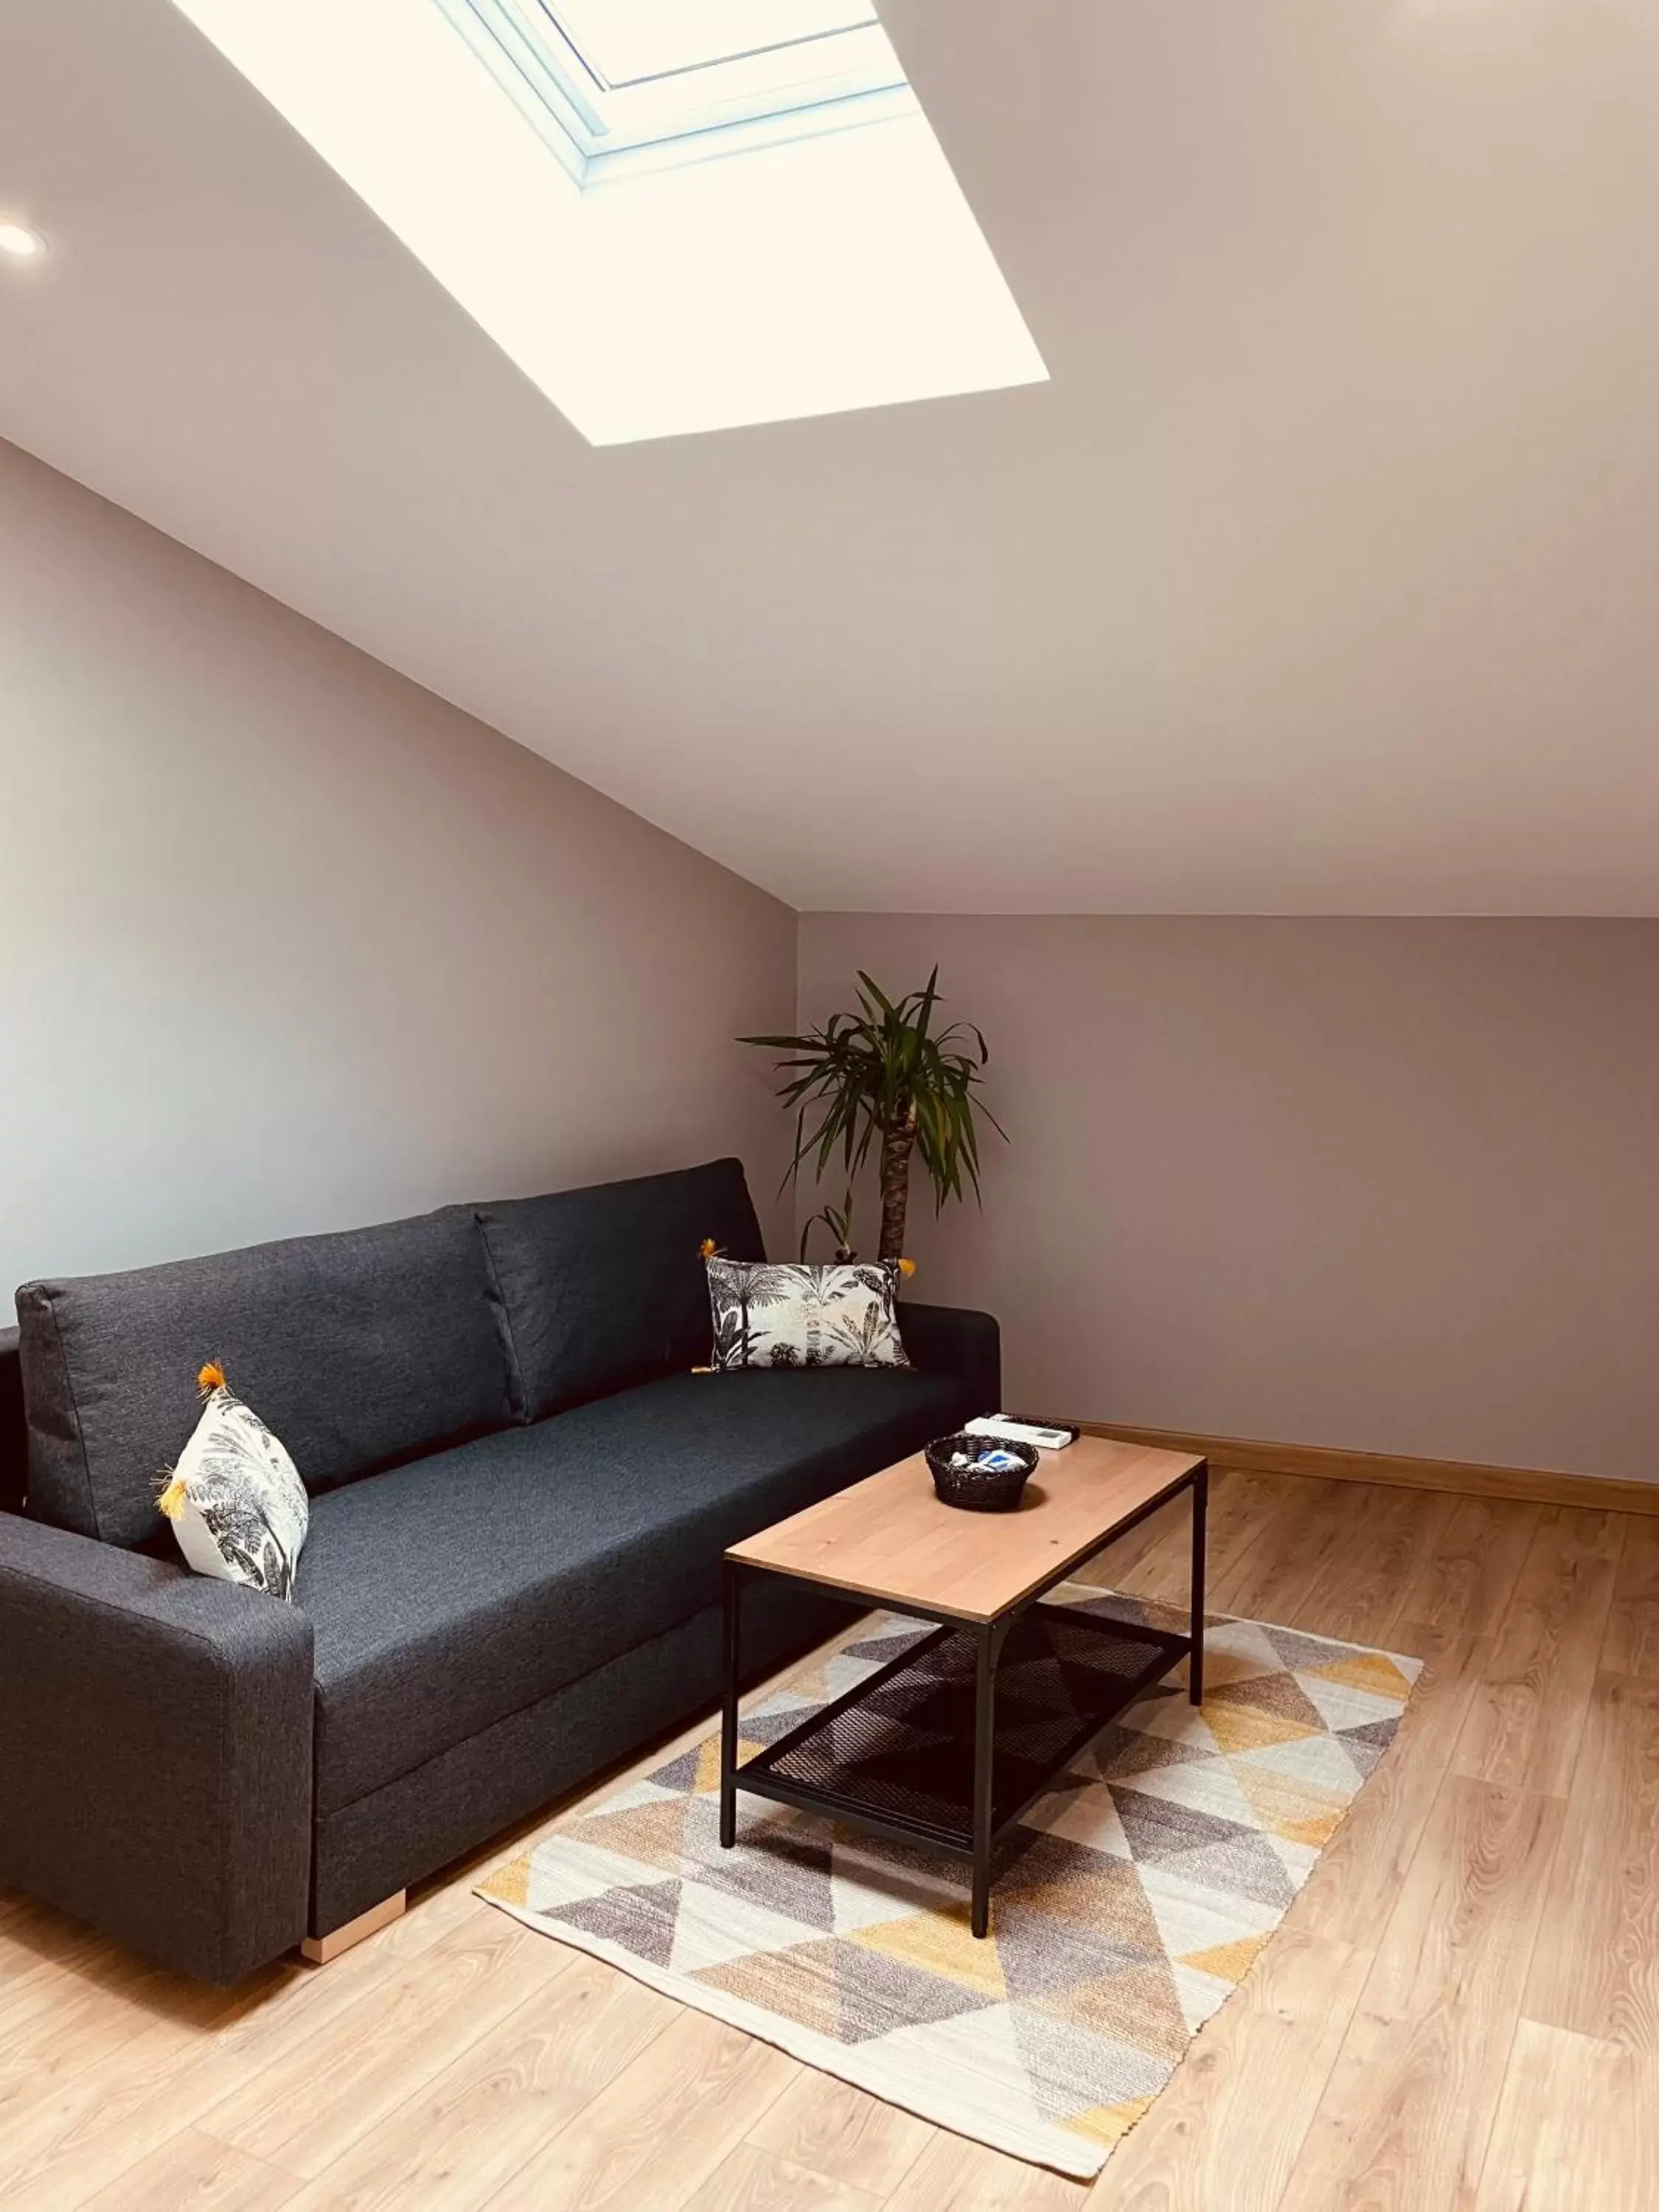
0,220 -> 46,260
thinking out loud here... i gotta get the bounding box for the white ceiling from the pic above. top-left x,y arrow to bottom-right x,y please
3,0 -> 1658,914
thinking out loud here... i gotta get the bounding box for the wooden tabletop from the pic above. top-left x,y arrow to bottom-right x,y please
727,1433 -> 1206,1624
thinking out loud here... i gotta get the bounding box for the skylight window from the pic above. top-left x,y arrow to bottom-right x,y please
432,0 -> 913,181
166,0 -> 1048,445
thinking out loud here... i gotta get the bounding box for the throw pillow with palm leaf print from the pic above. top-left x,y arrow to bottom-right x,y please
156,1363 -> 308,1599
703,1258 -> 909,1370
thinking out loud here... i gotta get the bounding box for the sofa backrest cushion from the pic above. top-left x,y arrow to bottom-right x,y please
17,1207 -> 515,1549
476,1157 -> 766,1423
0,1325 -> 24,1519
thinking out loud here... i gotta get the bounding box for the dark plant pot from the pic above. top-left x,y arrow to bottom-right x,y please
925,1433 -> 1040,1512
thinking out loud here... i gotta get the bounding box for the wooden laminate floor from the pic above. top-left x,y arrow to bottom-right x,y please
3,1471 -> 1657,2211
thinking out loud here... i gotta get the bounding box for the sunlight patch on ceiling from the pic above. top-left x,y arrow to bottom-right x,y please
166,0 -> 1048,445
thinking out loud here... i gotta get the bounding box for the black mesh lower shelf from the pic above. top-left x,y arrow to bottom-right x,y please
741,1604 -> 1190,1848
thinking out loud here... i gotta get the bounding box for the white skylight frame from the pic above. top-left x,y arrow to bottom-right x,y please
431,0 -> 915,184
549,0 -> 877,84
165,0 -> 1049,446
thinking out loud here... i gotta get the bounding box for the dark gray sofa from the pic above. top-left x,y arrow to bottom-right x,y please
0,1158 -> 997,1983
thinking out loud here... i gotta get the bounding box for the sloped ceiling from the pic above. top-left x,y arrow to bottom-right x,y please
2,0 -> 1658,912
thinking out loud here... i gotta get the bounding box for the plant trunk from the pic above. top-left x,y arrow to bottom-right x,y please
877,1109 -> 917,1263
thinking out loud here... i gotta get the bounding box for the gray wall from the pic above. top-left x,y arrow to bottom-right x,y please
800,915 -> 1659,1484
0,439 -> 798,1294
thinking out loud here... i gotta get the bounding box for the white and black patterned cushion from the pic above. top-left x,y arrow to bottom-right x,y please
704,1259 -> 909,1371
159,1383 -> 308,1600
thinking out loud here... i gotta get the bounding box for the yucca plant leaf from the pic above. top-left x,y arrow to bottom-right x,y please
740,972 -> 1005,1225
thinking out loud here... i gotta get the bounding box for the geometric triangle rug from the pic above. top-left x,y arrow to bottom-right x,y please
479,1586 -> 1420,2179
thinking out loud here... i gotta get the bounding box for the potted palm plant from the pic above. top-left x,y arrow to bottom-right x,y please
740,968 -> 1004,1263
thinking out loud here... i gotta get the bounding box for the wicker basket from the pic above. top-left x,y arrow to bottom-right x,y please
925,1433 -> 1039,1512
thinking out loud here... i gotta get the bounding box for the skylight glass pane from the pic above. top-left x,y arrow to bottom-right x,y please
551,1 -> 876,88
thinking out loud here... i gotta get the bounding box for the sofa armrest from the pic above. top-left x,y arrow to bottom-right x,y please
899,1301 -> 1001,1416
0,1515 -> 313,1983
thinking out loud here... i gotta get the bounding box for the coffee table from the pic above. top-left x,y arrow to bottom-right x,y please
720,1434 -> 1208,1937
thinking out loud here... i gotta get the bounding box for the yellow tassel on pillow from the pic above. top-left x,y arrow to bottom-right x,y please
698,1238 -> 720,1259
197,1361 -> 226,1396
156,1471 -> 189,1520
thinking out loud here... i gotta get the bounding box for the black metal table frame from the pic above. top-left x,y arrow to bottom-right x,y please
719,1457 -> 1208,1938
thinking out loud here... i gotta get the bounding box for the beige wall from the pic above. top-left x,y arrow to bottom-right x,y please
8,434 -> 1656,1487
799,916 -> 1659,1484
0,439 -> 797,1295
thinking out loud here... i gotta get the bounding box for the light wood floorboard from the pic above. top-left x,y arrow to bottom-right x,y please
277,1955 -> 676,2212
1472,2018 -> 1659,2211
683,2140 -> 888,2212
1276,1777 -> 1565,2212
80,2129 -> 299,2212
1451,1506 -> 1624,1797
3,1470 -> 1655,2211
1521,1669 -> 1659,2053
745,2071 -> 934,2197
1403,1495 -> 1545,1641
1603,1517 -> 1659,1680
482,2007 -> 798,2211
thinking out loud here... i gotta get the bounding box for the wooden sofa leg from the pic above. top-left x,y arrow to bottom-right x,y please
299,1889 -> 406,1966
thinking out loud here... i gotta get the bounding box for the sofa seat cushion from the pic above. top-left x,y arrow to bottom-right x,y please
299,1365 -> 973,1815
